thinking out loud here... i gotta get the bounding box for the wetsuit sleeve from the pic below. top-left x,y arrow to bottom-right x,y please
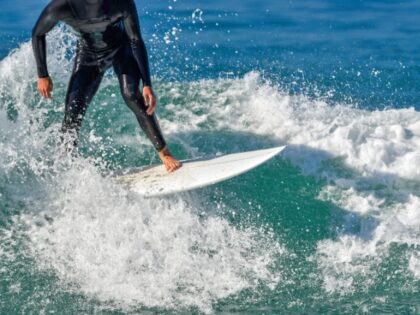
123,0 -> 152,87
32,0 -> 68,78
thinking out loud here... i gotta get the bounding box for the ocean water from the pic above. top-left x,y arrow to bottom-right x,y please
1,0 -> 419,314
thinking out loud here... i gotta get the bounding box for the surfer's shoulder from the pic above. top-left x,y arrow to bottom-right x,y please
42,0 -> 72,19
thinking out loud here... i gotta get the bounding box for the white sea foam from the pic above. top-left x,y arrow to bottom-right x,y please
25,161 -> 283,312
1,26 -> 419,308
0,29 -> 283,312
409,251 -> 420,278
157,72 -> 420,180
154,72 -> 420,291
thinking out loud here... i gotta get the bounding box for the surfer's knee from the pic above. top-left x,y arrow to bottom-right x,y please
121,90 -> 149,119
121,89 -> 134,102
120,82 -> 138,103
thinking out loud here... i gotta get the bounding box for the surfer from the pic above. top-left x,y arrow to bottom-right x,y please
32,0 -> 181,172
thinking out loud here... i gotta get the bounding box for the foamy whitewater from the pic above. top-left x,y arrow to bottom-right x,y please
1,25 -> 419,313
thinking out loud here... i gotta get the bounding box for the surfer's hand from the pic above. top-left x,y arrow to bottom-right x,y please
38,77 -> 53,99
143,86 -> 156,115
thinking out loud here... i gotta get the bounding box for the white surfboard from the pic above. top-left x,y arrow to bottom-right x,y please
114,146 -> 286,197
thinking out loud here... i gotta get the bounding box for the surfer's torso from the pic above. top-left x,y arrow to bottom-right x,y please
32,0 -> 151,85
52,0 -> 126,53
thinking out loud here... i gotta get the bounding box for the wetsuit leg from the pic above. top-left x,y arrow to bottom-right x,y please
113,45 -> 166,151
62,60 -> 104,146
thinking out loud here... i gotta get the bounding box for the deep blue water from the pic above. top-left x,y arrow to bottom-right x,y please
1,1 -> 419,314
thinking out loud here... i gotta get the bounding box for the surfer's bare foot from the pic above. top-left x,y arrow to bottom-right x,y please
159,147 -> 182,173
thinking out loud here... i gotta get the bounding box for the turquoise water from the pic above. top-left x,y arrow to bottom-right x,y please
1,0 -> 420,314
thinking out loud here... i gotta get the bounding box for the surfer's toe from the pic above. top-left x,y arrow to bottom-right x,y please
166,159 -> 182,172
159,147 -> 182,173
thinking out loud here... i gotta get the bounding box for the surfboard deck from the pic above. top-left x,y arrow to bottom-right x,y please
114,146 -> 286,197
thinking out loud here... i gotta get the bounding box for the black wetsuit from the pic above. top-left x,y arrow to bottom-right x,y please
32,0 -> 166,151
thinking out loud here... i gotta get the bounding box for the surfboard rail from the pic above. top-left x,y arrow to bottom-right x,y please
114,146 -> 286,197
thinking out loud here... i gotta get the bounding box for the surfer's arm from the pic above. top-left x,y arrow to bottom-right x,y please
123,0 -> 152,88
32,0 -> 68,78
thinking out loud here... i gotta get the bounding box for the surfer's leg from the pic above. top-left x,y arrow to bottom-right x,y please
113,61 -> 166,150
113,49 -> 181,172
62,63 -> 104,148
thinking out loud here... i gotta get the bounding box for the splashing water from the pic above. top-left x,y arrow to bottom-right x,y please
0,27 -> 284,313
1,19 -> 420,314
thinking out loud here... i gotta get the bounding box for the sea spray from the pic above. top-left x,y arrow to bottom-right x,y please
0,22 -> 419,314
